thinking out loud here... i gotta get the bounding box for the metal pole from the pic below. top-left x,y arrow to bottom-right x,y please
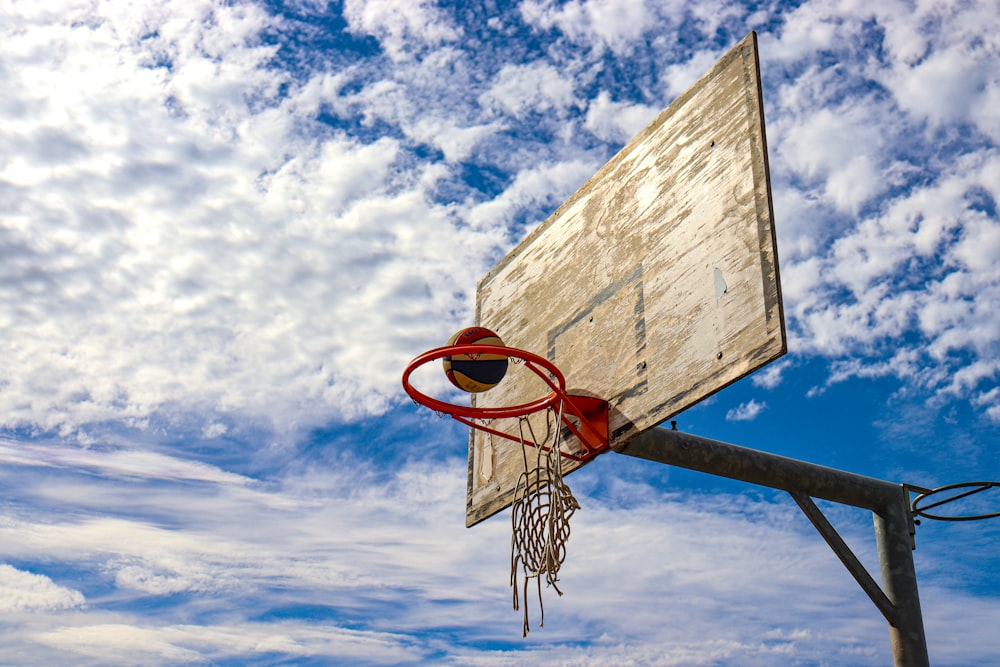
620,427 -> 900,509
875,488 -> 929,666
616,427 -> 929,667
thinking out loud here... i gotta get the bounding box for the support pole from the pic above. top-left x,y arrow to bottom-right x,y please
617,427 -> 929,667
875,487 -> 929,666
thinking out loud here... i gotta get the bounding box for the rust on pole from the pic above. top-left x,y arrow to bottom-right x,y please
616,427 -> 929,667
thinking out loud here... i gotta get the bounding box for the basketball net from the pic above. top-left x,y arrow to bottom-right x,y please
509,401 -> 580,637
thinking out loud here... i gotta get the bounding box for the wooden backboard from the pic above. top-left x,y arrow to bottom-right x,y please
467,32 -> 785,526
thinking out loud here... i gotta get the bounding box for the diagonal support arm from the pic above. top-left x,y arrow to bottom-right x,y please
789,491 -> 898,626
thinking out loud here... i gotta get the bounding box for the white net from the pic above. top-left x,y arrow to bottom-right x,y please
509,403 -> 580,637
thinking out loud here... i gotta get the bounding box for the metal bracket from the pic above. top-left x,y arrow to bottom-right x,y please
790,491 -> 899,627
561,394 -> 609,460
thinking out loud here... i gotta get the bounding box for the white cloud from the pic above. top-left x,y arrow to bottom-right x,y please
0,438 -> 253,484
782,148 -> 1000,413
770,188 -> 834,261
15,0 -> 996,442
751,359 -> 792,390
0,454 -> 888,663
32,621 -> 426,666
409,119 -> 503,163
875,1 -> 1000,136
0,1 -> 508,438
2,430 -> 999,665
769,0 -> 999,139
480,61 -> 577,119
519,0 -> 659,55
343,0 -> 461,62
918,584 -> 1000,664
659,48 -> 725,99
777,101 -> 896,213
883,46 -> 990,127
0,565 -> 84,613
951,214 -> 1000,275
466,159 -> 598,230
972,387 -> 1000,422
584,91 -> 659,143
725,399 -> 767,421
971,80 -> 1000,143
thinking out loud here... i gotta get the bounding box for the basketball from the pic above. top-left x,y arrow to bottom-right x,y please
443,327 -> 508,392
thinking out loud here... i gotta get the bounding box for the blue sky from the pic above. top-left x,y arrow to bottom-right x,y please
1,0 -> 998,665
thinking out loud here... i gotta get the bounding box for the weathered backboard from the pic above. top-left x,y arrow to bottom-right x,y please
467,32 -> 785,526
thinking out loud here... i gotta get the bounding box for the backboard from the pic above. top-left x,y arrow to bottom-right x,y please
467,32 -> 785,526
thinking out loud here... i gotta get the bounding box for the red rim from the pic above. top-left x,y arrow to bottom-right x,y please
403,343 -> 610,461
402,344 -> 564,419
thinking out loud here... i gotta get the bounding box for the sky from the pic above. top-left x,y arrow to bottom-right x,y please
1,0 -> 999,665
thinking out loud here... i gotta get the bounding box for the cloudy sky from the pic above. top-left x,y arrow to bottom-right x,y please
2,0 -> 999,664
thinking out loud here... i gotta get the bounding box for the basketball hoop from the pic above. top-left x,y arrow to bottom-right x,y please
402,343 -> 609,461
403,341 -> 610,635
